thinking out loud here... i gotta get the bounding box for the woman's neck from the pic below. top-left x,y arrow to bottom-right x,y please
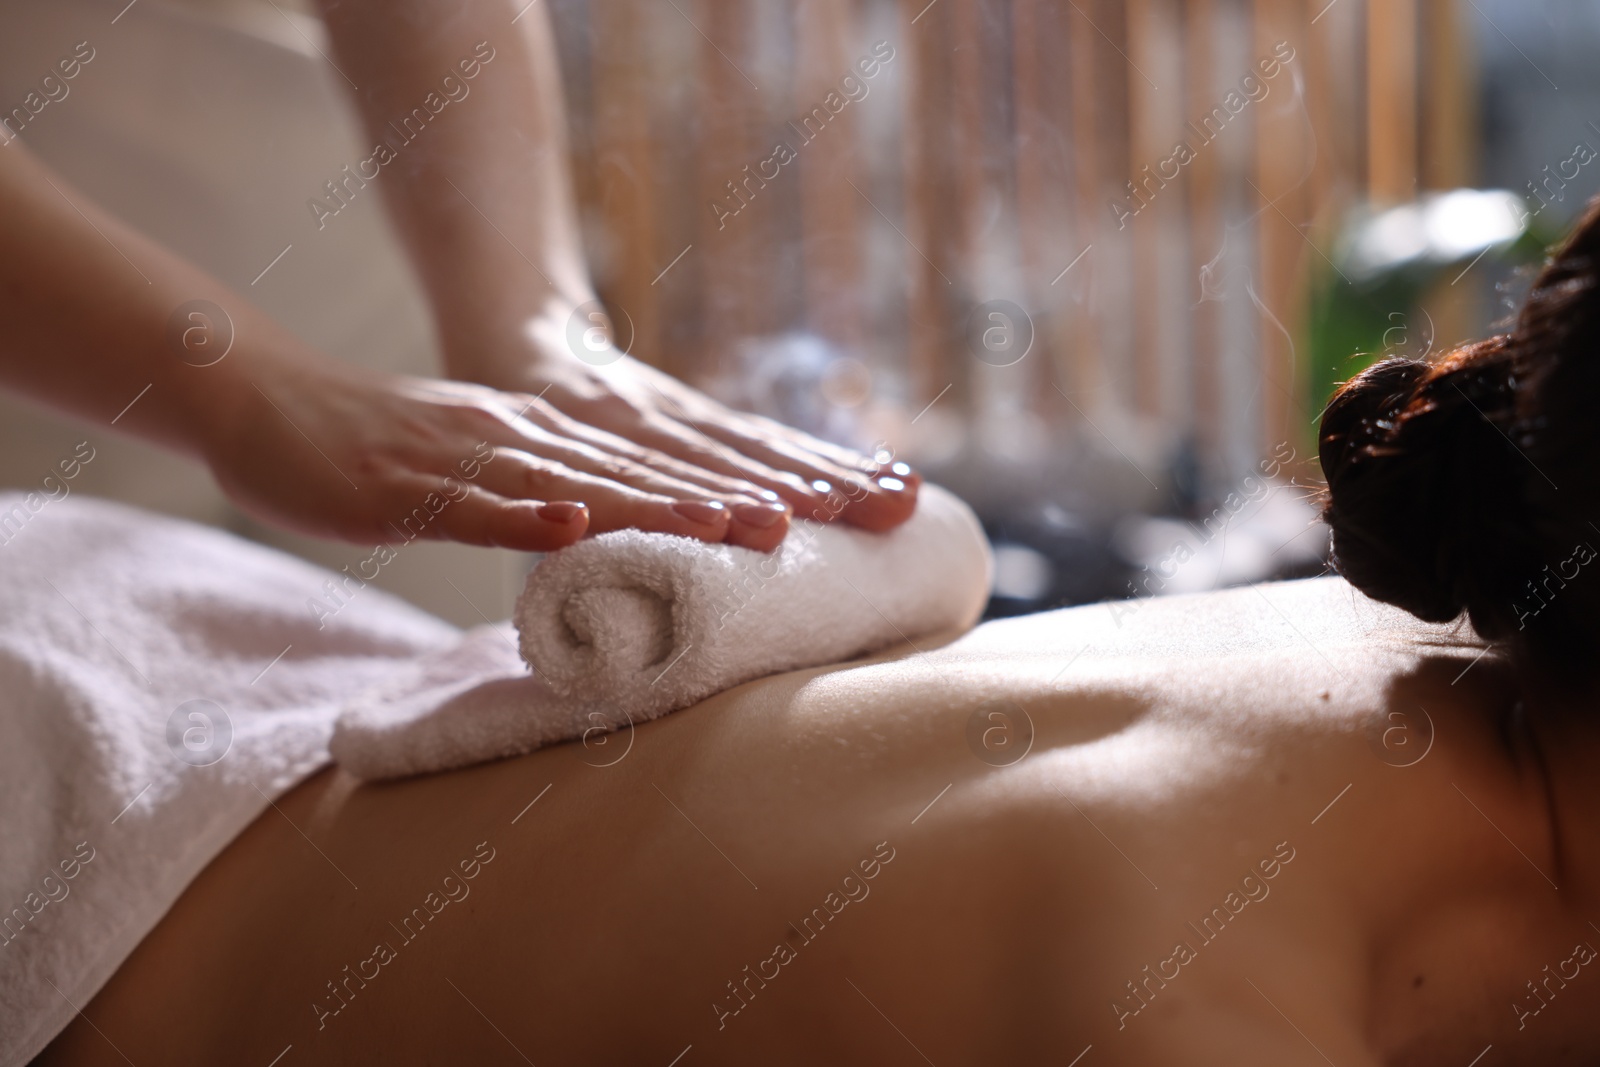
1362,658 -> 1600,1065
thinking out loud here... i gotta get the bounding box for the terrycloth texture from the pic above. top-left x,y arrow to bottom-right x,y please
520,483 -> 992,710
332,484 -> 993,780
0,494 -> 459,1067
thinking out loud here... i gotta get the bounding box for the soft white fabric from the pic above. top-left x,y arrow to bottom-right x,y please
331,484 -> 993,780
0,484 -> 991,1059
0,494 -> 460,1067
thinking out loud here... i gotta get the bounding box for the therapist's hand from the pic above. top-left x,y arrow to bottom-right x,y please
202,357 -> 796,553
449,312 -> 921,534
309,1 -> 918,537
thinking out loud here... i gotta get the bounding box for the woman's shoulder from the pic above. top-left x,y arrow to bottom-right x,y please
950,576 -> 1479,666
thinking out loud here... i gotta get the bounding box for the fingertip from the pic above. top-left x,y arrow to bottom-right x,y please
875,474 -> 912,495
728,502 -> 791,551
732,501 -> 788,529
872,474 -> 920,517
491,500 -> 589,551
670,500 -> 730,526
876,460 -> 928,492
664,500 -> 734,542
837,476 -> 919,532
888,460 -> 921,488
537,501 -> 588,525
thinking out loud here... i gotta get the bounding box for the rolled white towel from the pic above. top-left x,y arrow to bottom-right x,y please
519,482 -> 992,714
333,484 -> 992,780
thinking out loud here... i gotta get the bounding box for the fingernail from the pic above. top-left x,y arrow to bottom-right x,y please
810,479 -> 833,495
757,489 -> 781,502
672,500 -> 727,526
877,476 -> 907,492
734,502 -> 788,529
538,501 -> 587,523
890,462 -> 914,479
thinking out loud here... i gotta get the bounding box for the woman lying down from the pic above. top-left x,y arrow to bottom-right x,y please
14,220 -> 1600,1067
18,213 -> 1600,1067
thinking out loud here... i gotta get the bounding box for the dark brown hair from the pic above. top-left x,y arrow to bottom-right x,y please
1320,196 -> 1600,672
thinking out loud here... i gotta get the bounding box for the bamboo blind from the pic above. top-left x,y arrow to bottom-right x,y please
551,0 -> 1472,500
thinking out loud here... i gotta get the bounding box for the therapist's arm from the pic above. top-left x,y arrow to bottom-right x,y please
313,0 -> 919,534
0,141 -> 792,550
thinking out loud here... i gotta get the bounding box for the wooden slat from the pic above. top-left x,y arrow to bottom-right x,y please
691,1 -> 766,378
1367,0 -> 1418,202
1074,0 -> 1136,420
1127,0 -> 1193,426
751,0 -> 807,335
944,0 -> 987,420
1254,0 -> 1311,453
1417,0 -> 1478,359
1421,0 -> 1475,190
1064,0 -> 1108,406
793,0 -> 866,354
1028,0 -> 1089,416
1125,0 -> 1161,420
1014,0 -> 1092,420
1010,0 -> 1048,404
897,0 -> 952,408
1185,0 -> 1223,468
643,5 -> 713,380
1303,0 -> 1362,215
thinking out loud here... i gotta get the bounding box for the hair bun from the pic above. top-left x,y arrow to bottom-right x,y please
1319,340 -> 1534,632
1319,194 -> 1600,672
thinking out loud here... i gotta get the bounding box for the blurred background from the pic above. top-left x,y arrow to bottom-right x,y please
0,0 -> 1590,623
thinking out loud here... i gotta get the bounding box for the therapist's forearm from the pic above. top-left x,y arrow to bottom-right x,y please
0,142 -> 314,458
314,0 -> 594,379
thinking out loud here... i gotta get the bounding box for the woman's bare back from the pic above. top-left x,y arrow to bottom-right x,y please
41,578 -> 1598,1065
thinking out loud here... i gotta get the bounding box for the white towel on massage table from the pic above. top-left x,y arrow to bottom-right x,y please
331,484 -> 993,780
0,494 -> 459,1067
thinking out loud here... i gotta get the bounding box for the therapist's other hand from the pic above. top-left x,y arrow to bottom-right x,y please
452,313 -> 921,535
203,359 -> 794,552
